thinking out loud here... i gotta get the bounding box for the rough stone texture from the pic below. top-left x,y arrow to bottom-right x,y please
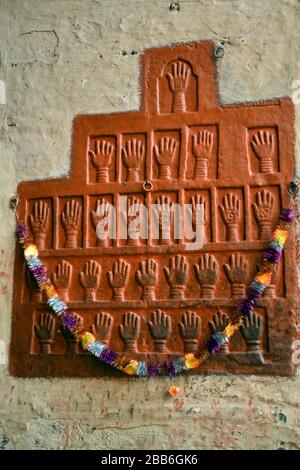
0,0 -> 300,450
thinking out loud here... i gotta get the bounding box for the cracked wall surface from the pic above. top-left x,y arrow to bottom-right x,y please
0,0 -> 300,450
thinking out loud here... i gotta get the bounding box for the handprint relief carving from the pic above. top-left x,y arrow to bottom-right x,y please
91,198 -> 111,247
251,130 -> 275,173
148,310 -> 171,353
127,196 -> 142,246
224,253 -> 249,298
61,200 -> 82,248
107,259 -> 130,301
253,190 -> 274,240
154,137 -> 178,180
61,313 -> 83,354
190,194 -> 207,242
220,193 -> 241,242
240,311 -> 263,353
155,195 -> 173,245
119,312 -> 140,353
79,260 -> 101,302
167,61 -> 190,113
91,312 -> 113,346
51,260 -> 72,302
122,138 -> 145,182
29,201 -> 49,249
136,259 -> 157,301
34,312 -> 55,354
89,139 -> 114,183
164,255 -> 188,300
194,254 -> 219,299
192,130 -> 214,179
209,310 -> 230,354
178,311 -> 200,353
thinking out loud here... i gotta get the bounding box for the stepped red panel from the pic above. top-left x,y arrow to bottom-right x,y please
10,41 -> 298,377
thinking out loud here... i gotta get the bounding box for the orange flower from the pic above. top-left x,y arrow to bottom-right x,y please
168,385 -> 181,397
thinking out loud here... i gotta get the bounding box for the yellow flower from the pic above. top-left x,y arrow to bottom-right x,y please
81,332 -> 96,351
224,323 -> 235,337
185,353 -> 200,369
24,243 -> 38,258
124,360 -> 138,376
272,229 -> 288,246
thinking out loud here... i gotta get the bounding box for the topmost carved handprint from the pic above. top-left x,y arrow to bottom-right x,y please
167,61 -> 191,113
251,130 -> 275,174
89,139 -> 114,183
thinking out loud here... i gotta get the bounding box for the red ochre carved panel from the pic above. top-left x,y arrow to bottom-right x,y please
10,41 -> 298,377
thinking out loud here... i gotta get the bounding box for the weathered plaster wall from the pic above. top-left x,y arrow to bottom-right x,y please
0,0 -> 300,450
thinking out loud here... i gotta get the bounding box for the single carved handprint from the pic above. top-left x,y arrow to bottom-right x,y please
91,312 -> 113,345
153,137 -> 178,180
34,312 -> 55,354
107,259 -> 130,301
240,311 -> 263,352
253,190 -> 274,240
251,130 -> 275,173
220,193 -> 240,242
127,196 -> 142,245
164,255 -> 188,300
194,254 -> 219,298
167,61 -> 190,112
191,194 -> 206,232
178,311 -> 200,352
155,195 -> 173,245
192,130 -> 214,179
29,200 -> 49,249
119,312 -> 140,353
91,198 -> 111,247
51,260 -> 72,302
148,309 -> 171,352
89,139 -> 114,183
224,253 -> 249,298
209,310 -> 230,354
136,259 -> 157,301
61,313 -> 83,353
122,138 -> 145,181
79,260 -> 101,302
61,200 -> 82,248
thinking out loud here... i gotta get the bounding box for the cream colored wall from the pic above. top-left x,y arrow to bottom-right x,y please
0,0 -> 299,450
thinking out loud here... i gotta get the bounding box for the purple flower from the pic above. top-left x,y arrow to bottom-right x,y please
31,264 -> 48,284
247,287 -> 262,300
264,247 -> 281,264
237,298 -> 255,316
280,208 -> 296,222
99,348 -> 117,365
165,360 -> 176,377
16,223 -> 27,240
62,313 -> 78,331
205,336 -> 221,354
147,363 -> 160,377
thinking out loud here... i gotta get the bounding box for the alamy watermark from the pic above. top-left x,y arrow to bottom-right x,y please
93,196 -> 205,250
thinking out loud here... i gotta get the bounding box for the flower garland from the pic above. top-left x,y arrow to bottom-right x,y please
16,206 -> 296,377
